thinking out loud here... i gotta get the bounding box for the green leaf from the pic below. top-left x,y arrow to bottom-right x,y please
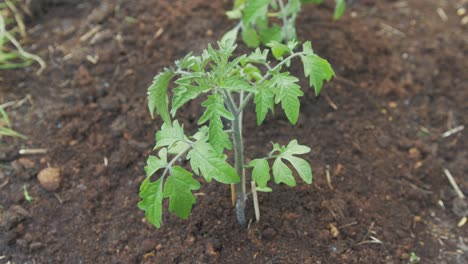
249,158 -> 270,188
333,0 -> 346,20
220,77 -> 256,93
138,178 -> 164,228
245,48 -> 269,64
144,155 -> 167,177
198,94 -> 234,153
272,72 -> 303,125
285,0 -> 301,16
302,41 -> 314,55
155,120 -> 187,149
272,158 -> 296,187
243,0 -> 270,25
187,142 -> 240,184
254,82 -> 275,125
221,26 -> 240,47
171,84 -> 208,116
242,63 -> 263,81
241,25 -> 261,48
301,54 -> 335,95
259,25 -> 282,45
162,166 -> 200,219
283,155 -> 312,184
267,41 -> 291,59
256,186 -> 273,192
148,69 -> 174,123
284,139 -> 311,155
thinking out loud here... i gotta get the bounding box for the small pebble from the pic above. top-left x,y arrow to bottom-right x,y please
30,242 -> 44,251
37,167 -> 62,192
408,147 -> 421,160
262,227 -> 276,240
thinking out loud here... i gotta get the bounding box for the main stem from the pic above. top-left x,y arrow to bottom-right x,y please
232,111 -> 247,227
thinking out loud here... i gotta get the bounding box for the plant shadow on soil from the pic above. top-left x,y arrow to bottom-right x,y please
0,0 -> 467,263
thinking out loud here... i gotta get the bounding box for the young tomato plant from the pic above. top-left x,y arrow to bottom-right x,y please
138,32 -> 334,228
227,0 -> 346,47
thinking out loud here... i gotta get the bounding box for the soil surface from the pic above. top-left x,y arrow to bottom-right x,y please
1,0 -> 467,263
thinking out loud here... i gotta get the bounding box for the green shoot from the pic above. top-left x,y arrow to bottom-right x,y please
0,106 -> 27,139
408,252 -> 421,264
139,32 -> 334,228
0,2 -> 45,74
23,184 -> 33,203
227,0 -> 346,47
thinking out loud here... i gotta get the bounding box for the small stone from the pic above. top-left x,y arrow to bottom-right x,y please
140,239 -> 154,253
0,205 -> 30,230
23,233 -> 33,242
452,197 -> 468,217
408,147 -> 421,160
37,167 -> 61,191
29,242 -> 44,251
328,223 -> 340,238
262,227 -> 276,240
185,234 -> 196,246
206,241 -> 220,256
87,1 -> 114,24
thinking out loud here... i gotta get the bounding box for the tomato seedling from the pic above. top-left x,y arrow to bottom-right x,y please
227,0 -> 346,47
139,30 -> 334,228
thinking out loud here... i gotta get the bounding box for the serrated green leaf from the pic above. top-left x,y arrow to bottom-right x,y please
162,166 -> 200,219
272,72 -> 303,125
245,48 -> 269,64
254,82 -> 275,125
175,52 -> 196,70
283,155 -> 312,184
272,158 -> 296,187
155,120 -> 187,149
267,41 -> 291,59
187,142 -> 239,184
221,26 -> 240,47
284,139 -> 311,155
249,158 -> 270,188
243,0 -> 270,25
220,77 -> 256,93
333,0 -> 346,20
302,41 -> 314,55
145,155 -> 167,177
198,94 -> 234,153
287,39 -> 299,51
242,63 -> 263,81
241,25 -> 260,48
138,178 -> 164,228
301,54 -> 335,95
171,84 -> 208,116
148,69 -> 174,123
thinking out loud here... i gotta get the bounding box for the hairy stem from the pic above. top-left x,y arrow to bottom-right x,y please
232,112 -> 246,227
223,91 -> 247,227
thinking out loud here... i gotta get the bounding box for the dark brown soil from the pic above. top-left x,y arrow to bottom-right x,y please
1,0 -> 467,263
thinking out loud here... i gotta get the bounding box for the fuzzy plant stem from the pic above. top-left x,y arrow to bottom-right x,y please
232,113 -> 247,227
